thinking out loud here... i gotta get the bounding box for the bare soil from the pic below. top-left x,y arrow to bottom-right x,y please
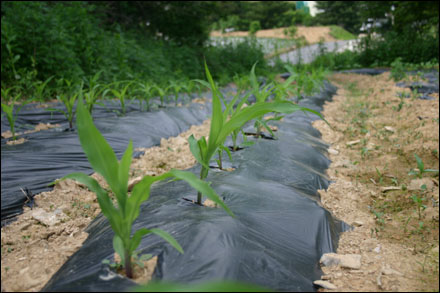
313,72 -> 439,292
211,26 -> 336,44
2,123 -> 60,145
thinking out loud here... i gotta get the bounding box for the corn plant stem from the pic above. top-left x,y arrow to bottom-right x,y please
218,150 -> 223,170
11,124 -> 16,140
197,166 -> 210,205
125,249 -> 133,279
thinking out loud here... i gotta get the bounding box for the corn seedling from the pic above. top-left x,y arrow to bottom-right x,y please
32,75 -> 54,102
152,84 -> 169,108
136,81 -> 154,111
46,81 -> 83,129
168,80 -> 185,106
1,93 -> 30,140
248,62 -> 281,137
83,70 -> 106,115
409,154 -> 439,178
189,61 -> 325,205
108,80 -> 134,115
55,97 -> 233,278
183,80 -> 196,103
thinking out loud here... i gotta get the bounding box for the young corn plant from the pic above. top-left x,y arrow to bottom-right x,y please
186,80 -> 199,103
168,80 -> 184,106
83,70 -> 106,115
248,62 -> 280,138
1,92 -> 30,141
108,80 -> 134,116
46,82 -> 83,130
228,92 -> 255,152
32,75 -> 54,102
189,62 -> 326,205
56,97 -> 233,278
136,81 -> 154,111
152,84 -> 169,108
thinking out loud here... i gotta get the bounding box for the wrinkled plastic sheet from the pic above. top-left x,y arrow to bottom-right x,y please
1,96 -> 214,223
338,68 -> 389,75
337,68 -> 439,100
42,81 -> 350,292
395,70 -> 439,100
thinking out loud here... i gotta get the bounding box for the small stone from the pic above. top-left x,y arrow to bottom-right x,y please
384,126 -> 396,133
346,139 -> 361,146
373,244 -> 381,253
20,222 -> 32,231
352,220 -> 364,227
32,208 -> 67,226
320,253 -> 362,269
382,268 -> 403,276
313,280 -> 337,290
381,186 -> 401,192
203,199 -> 218,208
328,148 -> 339,155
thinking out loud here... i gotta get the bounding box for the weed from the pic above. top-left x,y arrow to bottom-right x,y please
409,154 -> 439,178
411,194 -> 427,220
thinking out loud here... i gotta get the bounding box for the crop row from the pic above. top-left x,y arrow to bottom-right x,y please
47,61 -> 329,282
1,64 -> 328,143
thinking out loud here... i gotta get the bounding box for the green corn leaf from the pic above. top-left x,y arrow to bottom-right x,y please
215,101 -> 300,149
197,136 -> 208,159
76,98 -> 121,201
1,104 -> 14,126
188,135 -> 210,170
129,228 -> 151,253
203,61 -> 224,152
219,145 -> 233,161
150,228 -> 184,254
118,140 -> 133,211
62,172 -> 122,236
170,169 -> 234,217
113,235 -> 125,265
126,172 -> 173,226
256,118 -> 275,138
223,92 -> 246,121
250,62 -> 259,94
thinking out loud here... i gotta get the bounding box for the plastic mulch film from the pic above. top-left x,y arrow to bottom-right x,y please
42,80 -> 351,292
1,96 -> 213,224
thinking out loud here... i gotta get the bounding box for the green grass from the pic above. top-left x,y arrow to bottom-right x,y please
329,25 -> 356,40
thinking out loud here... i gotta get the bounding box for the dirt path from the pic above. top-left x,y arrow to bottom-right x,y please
211,26 -> 336,44
312,72 -> 439,291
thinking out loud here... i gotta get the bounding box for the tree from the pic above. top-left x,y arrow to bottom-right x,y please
315,1 -> 363,33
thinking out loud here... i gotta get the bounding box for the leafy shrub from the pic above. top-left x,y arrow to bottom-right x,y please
249,21 -> 261,36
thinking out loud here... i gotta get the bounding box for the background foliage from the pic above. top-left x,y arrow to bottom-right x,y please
0,1 -> 266,99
